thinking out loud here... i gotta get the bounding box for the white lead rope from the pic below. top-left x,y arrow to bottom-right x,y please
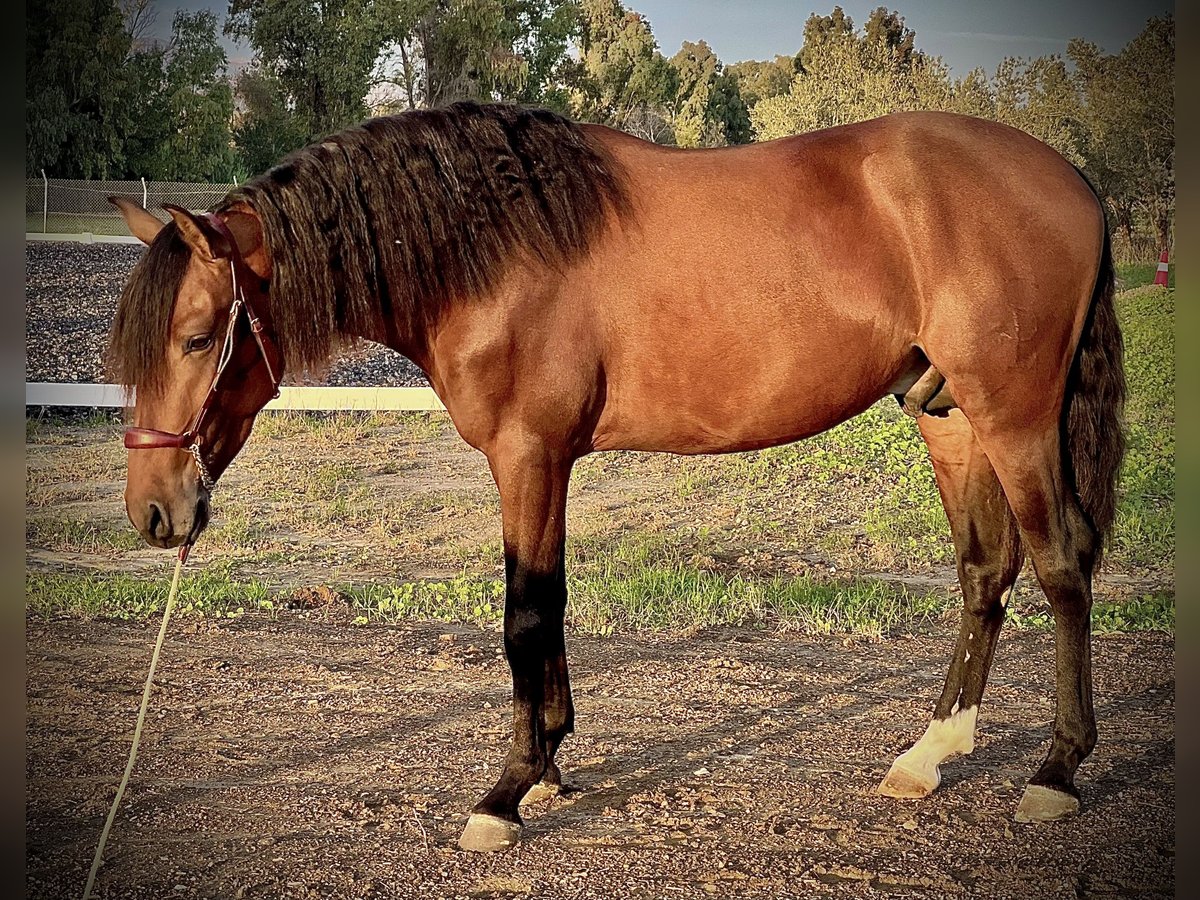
82,547 -> 188,900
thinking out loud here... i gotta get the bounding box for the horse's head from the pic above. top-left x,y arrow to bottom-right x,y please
108,198 -> 282,549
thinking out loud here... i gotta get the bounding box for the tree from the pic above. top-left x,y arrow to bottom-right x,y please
726,55 -> 798,110
118,43 -> 173,178
227,0 -> 385,136
119,0 -> 158,51
751,9 -> 951,140
376,0 -> 580,109
797,5 -> 855,72
233,66 -> 308,176
669,40 -> 749,147
163,11 -> 237,181
572,0 -> 676,140
947,67 -> 995,119
26,0 -> 133,177
863,6 -> 915,69
992,54 -> 1085,163
1071,14 -> 1174,253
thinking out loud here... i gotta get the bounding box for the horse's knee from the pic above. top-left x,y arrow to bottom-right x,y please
959,560 -> 1013,618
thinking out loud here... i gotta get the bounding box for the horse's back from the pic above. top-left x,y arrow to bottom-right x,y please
571,114 -> 1102,454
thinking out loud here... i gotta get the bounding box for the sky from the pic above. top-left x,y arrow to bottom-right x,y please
147,0 -> 1172,76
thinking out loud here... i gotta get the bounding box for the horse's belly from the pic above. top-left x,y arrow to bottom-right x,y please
592,329 -> 905,454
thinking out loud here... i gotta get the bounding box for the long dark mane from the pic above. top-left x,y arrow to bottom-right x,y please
108,102 -> 629,387
227,101 -> 628,374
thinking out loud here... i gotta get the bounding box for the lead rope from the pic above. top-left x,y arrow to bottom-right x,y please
82,542 -> 191,900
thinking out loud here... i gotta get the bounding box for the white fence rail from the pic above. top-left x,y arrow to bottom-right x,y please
26,383 -> 445,412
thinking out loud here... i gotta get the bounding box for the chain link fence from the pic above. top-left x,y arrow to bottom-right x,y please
25,175 -> 237,236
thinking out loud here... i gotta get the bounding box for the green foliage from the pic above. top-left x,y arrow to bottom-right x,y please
726,55 -> 798,109
572,0 -> 677,140
163,11 -> 237,181
992,55 -> 1084,163
1111,285 -> 1174,568
564,537 -> 947,636
1070,15 -> 1175,256
119,46 -> 174,178
227,0 -> 382,137
26,1 -> 238,180
232,66 -> 309,177
749,7 -> 1173,263
668,40 -> 749,147
1117,262 -> 1174,291
1006,590 -> 1174,633
349,577 -> 506,625
411,0 -> 582,108
26,0 -> 134,177
752,7 -> 966,138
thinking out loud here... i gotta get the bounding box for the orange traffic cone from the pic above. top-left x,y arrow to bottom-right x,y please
1154,249 -> 1170,286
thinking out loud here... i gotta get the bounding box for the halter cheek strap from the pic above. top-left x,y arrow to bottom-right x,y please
123,212 -> 281,491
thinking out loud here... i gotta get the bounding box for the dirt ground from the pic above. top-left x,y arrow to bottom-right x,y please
27,616 -> 1174,899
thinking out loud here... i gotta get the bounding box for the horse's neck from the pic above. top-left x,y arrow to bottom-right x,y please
347,305 -> 435,380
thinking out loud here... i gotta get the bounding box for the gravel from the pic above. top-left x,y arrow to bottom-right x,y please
25,242 -> 428,387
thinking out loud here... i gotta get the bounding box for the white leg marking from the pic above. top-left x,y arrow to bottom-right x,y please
878,706 -> 979,798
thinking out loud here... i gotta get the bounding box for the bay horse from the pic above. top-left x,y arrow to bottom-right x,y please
107,102 -> 1124,852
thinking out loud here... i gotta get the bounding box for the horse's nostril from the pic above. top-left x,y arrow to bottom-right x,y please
147,502 -> 170,541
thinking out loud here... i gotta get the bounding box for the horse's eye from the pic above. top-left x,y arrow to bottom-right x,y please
185,334 -> 214,354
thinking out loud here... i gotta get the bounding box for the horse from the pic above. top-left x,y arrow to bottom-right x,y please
107,101 -> 1125,852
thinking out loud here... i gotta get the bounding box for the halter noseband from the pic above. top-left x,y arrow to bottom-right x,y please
123,213 -> 280,491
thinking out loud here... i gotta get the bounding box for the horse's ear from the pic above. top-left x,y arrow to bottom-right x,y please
108,196 -> 165,246
162,204 -> 222,261
222,207 -> 269,277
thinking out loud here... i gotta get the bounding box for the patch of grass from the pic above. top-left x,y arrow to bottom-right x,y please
1116,261 -> 1174,291
204,503 -> 271,551
1111,285 -> 1174,568
26,518 -> 142,553
566,566 -> 948,637
28,213 -> 143,236
348,577 -> 505,626
253,410 -> 447,445
1006,590 -> 1174,633
28,558 -> 1171,636
26,565 -> 270,620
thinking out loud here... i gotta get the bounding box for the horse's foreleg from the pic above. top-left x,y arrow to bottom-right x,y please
522,643 -> 574,803
879,409 -> 1022,798
459,439 -> 572,852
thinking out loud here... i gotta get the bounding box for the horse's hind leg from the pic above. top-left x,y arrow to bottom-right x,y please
878,409 -> 1022,798
972,424 -> 1100,823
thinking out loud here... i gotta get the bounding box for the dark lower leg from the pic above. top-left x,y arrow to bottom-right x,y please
1028,542 -> 1097,796
472,566 -> 561,824
880,411 -> 1021,797
539,645 -> 574,789
461,447 -> 572,850
932,564 -> 1015,719
979,435 -> 1099,820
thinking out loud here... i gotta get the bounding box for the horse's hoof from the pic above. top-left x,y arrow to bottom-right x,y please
876,762 -> 939,799
1014,784 -> 1080,823
458,814 -> 521,852
521,780 -> 561,804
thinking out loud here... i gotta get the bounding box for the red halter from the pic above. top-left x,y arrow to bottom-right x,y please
123,213 -> 280,490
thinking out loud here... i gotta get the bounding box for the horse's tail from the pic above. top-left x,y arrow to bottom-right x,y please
1064,201 -> 1126,558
